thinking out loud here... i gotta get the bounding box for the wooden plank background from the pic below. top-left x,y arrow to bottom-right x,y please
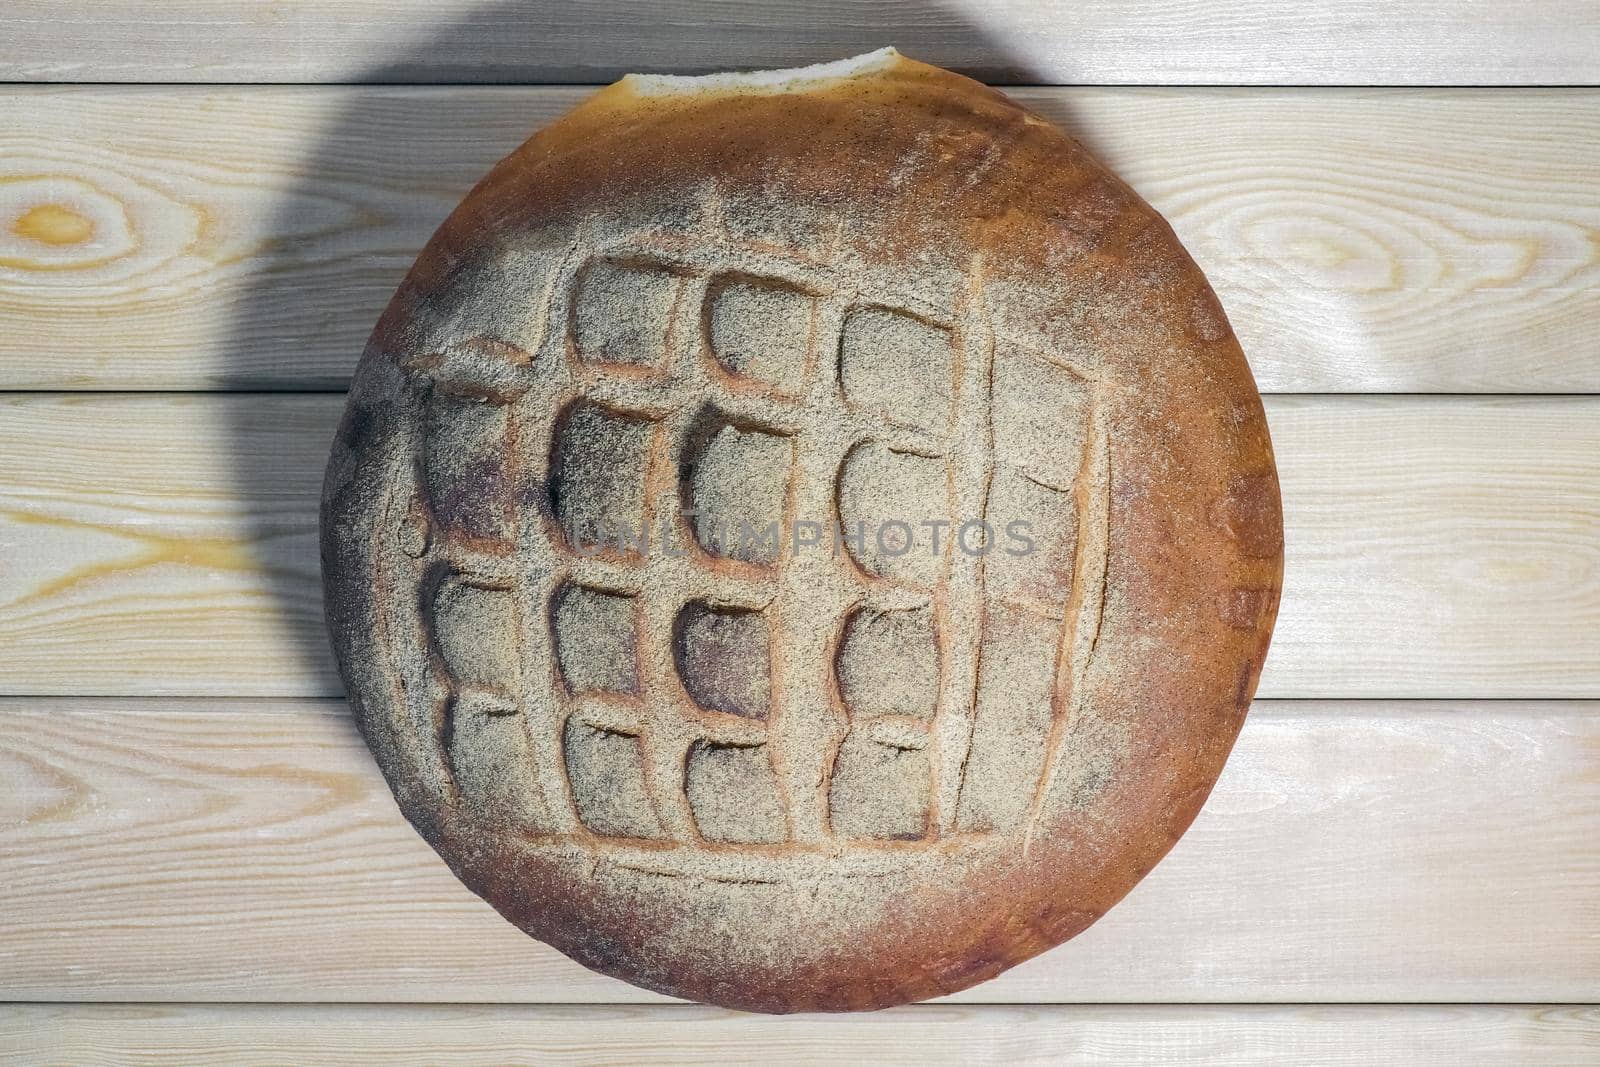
3,395 -> 1596,699
3,2 -> 1598,1063
5,698 -> 1598,1003
4,1 -> 1600,85
3,87 -> 1597,392
4,1004 -> 1598,1066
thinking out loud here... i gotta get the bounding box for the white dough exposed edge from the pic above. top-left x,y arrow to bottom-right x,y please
624,47 -> 901,96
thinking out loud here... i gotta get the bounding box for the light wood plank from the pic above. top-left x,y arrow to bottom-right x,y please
4,2 -> 1599,85
2,394 -> 1596,698
0,394 -> 335,695
3,86 -> 1597,392
3,698 -> 1597,1002
4,1003 -> 1598,1065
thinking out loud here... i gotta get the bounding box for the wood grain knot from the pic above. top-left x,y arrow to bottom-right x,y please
12,203 -> 94,246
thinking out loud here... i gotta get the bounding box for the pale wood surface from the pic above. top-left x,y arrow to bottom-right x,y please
2,394 -> 1596,699
4,1003 -> 1598,1066
5,697 -> 1598,1003
4,11 -> 1599,1052
3,86 -> 1598,392
4,1 -> 1599,85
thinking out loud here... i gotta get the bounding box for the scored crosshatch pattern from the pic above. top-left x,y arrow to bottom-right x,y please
381,229 -> 1110,869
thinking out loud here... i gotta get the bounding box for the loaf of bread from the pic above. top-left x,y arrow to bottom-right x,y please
321,47 -> 1283,1013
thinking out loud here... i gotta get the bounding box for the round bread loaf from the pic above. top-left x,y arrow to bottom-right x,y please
321,47 -> 1283,1013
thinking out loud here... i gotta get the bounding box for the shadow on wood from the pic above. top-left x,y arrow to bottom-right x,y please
222,1 -> 1103,741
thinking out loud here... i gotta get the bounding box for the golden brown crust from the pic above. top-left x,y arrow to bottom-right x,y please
322,49 -> 1282,1013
